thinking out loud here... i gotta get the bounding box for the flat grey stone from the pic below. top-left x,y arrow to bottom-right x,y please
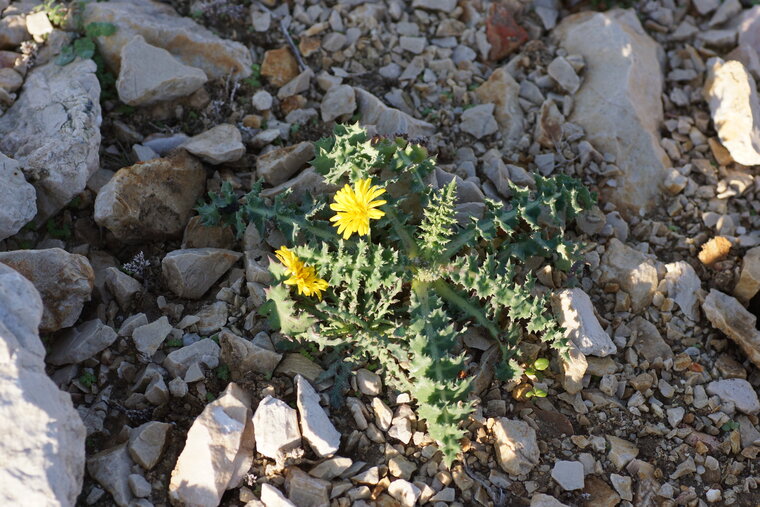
47,319 -> 118,365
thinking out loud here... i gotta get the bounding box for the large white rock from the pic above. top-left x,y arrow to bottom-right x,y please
554,9 -> 669,216
295,374 -> 341,458
94,151 -> 206,243
552,288 -> 617,357
492,418 -> 539,476
169,383 -> 254,506
252,395 -> 301,461
116,34 -> 207,106
702,289 -> 760,369
703,58 -> 760,166
0,153 -> 36,240
0,248 -> 94,332
0,263 -> 86,506
84,0 -> 252,79
0,59 -> 101,223
706,379 -> 760,415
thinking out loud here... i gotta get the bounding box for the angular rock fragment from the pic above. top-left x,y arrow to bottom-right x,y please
734,246 -> 760,302
492,418 -> 539,476
555,9 -> 669,215
261,483 -> 297,507
170,383 -> 254,506
296,374 -> 341,458
664,261 -> 701,320
475,67 -> 524,145
630,317 -> 673,362
599,239 -> 658,313
284,467 -> 330,506
354,87 -> 435,138
252,395 -> 301,461
321,84 -> 356,122
706,379 -> 760,415
162,248 -> 242,299
559,342 -> 587,395
702,289 -> 760,369
703,58 -> 760,166
182,124 -> 246,165
47,319 -> 118,365
84,0 -> 252,79
552,288 -> 617,357
94,151 -> 206,243
0,264 -> 86,506
220,329 -> 283,378
87,444 -> 135,506
116,35 -> 207,106
551,460 -> 585,491
163,338 -> 221,378
0,248 -> 94,332
132,316 -> 172,357
0,59 -> 101,222
0,153 -> 36,241
607,436 -> 638,470
257,142 -> 315,186
129,421 -> 171,470
460,104 -> 499,139
261,47 -> 299,87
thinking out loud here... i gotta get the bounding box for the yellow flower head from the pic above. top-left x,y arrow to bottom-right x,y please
275,246 -> 329,300
329,178 -> 387,240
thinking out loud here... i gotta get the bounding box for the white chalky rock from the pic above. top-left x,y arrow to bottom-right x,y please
551,460 -> 585,491
0,153 -> 36,241
252,395 -> 301,461
734,246 -> 760,302
664,261 -> 702,320
706,379 -> 760,415
169,383 -> 254,507
116,35 -> 207,106
182,124 -> 246,164
552,288 -> 617,357
703,58 -> 760,166
702,289 -> 760,369
492,418 -> 540,476
295,374 -> 341,458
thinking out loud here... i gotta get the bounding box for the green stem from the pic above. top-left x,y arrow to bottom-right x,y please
432,279 -> 500,339
251,205 -> 337,243
385,207 -> 418,258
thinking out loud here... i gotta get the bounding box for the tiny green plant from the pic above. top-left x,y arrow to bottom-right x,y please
79,370 -> 97,388
197,124 -> 593,465
524,387 -> 548,399
215,364 -> 231,381
524,357 -> 550,377
57,21 -> 116,66
45,218 -> 71,240
242,63 -> 262,88
34,0 -> 67,27
721,420 -> 740,432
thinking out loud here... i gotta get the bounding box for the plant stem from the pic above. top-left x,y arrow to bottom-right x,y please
432,279 -> 500,338
385,207 -> 418,257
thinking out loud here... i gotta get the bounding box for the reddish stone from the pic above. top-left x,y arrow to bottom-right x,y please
486,3 -> 529,61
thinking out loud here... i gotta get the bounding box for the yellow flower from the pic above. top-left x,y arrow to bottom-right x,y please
329,178 -> 387,240
275,246 -> 329,300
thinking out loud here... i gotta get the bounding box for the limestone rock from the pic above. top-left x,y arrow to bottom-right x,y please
459,103 -> 498,139
47,319 -> 117,365
599,239 -> 658,313
284,467 -> 330,507
706,379 -> 760,415
554,9 -> 669,216
552,288 -> 617,357
261,47 -> 299,87
94,151 -> 206,243
531,493 -> 569,507
551,461 -> 585,491
0,263 -> 86,507
630,317 -> 673,362
474,66 -> 524,146
607,436 -> 638,470
220,329 -> 283,379
87,444 -> 135,507
252,395 -> 301,461
132,316 -> 172,357
257,142 -> 315,186
664,261 -> 702,320
129,421 -> 171,470
182,216 -> 235,250
170,383 -> 254,506
0,248 -> 94,332
354,87 -> 435,138
116,35 -> 207,106
388,479 -> 421,507
104,267 -> 142,310
734,246 -> 760,302
492,418 -> 539,476
83,0 -> 252,79
162,248 -> 242,299
261,483 -> 297,507
275,352 -> 326,383
163,338 -> 221,378
321,84 -> 357,122
182,124 -> 246,165
296,374 -> 341,458
703,58 -> 760,166
559,342 -> 587,395
702,289 -> 760,369
0,59 -> 101,222
0,153 -> 36,240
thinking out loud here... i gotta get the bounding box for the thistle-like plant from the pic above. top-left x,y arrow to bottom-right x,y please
197,124 -> 593,465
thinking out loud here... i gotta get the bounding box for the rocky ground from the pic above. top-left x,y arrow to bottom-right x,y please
1,0 -> 760,506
